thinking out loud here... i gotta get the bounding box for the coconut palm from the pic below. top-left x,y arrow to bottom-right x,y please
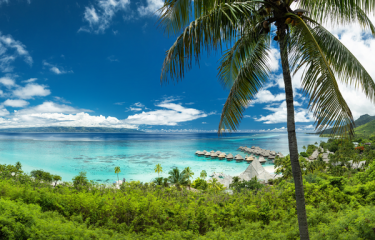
182,166 -> 194,181
154,163 -> 163,177
168,167 -> 189,189
15,161 -> 22,171
158,1 -> 375,238
200,170 -> 207,179
114,166 -> 121,184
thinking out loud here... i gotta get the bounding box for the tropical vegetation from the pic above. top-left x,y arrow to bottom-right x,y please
158,0 -> 375,238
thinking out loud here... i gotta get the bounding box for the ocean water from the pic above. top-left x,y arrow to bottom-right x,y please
0,132 -> 327,183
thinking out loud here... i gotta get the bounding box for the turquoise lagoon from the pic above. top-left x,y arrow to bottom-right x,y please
0,132 -> 327,183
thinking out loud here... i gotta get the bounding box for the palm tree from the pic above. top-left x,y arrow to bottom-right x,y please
154,163 -> 163,177
183,167 -> 194,181
200,170 -> 207,179
15,161 -> 22,171
168,167 -> 188,190
158,1 -> 375,238
114,166 -> 121,184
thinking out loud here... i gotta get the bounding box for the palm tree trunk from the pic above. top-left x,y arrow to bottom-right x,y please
279,30 -> 310,240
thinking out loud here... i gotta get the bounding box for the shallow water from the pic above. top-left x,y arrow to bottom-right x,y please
0,132 -> 326,183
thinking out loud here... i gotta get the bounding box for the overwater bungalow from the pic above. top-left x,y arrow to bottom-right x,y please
205,152 -> 211,158
202,150 -> 207,154
215,151 -> 222,155
238,146 -> 243,151
210,150 -> 215,153
235,154 -> 244,162
218,153 -> 226,160
195,150 -> 200,155
245,156 -> 254,163
263,151 -> 270,157
259,156 -> 267,164
226,153 -> 234,161
268,155 -> 275,159
211,152 -> 218,158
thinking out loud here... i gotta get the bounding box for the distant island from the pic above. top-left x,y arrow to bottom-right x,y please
0,127 -> 143,133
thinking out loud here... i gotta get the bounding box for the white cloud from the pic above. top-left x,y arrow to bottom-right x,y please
80,0 -> 130,34
3,99 -> 29,107
125,100 -> 208,126
202,122 -> 207,124
13,83 -> 51,99
0,76 -> 15,87
0,32 -> 32,72
129,107 -> 142,111
251,89 -> 285,104
43,61 -> 72,75
138,0 -> 163,16
255,101 -> 313,124
133,102 -> 144,107
22,78 -> 37,83
17,101 -> 90,114
0,101 -> 136,129
53,96 -> 71,104
268,47 -> 280,72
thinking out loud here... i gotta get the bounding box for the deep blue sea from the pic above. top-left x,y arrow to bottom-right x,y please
0,132 -> 326,183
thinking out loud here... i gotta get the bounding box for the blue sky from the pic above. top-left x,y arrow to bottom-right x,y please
0,0 -> 374,132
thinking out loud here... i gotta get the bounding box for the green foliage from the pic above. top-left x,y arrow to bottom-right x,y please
306,144 -> 317,156
191,177 -> 208,190
154,164 -> 163,177
168,167 -> 188,189
199,170 -> 207,180
230,177 -> 264,193
72,171 -> 89,190
30,170 -> 53,182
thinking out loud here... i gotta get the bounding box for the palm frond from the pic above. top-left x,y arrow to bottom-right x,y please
288,14 -> 354,136
217,22 -> 267,89
298,0 -> 375,34
312,24 -> 375,102
218,34 -> 271,133
160,1 -> 259,82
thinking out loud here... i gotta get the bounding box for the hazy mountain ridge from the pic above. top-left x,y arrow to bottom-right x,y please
0,127 -> 142,133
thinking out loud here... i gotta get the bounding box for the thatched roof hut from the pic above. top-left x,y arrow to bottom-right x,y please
202,150 -> 207,154
245,156 -> 254,162
238,158 -> 274,182
211,152 -> 218,158
218,153 -> 226,159
210,150 -> 215,153
259,156 -> 266,163
195,150 -> 200,155
216,151 -> 222,155
205,152 -> 211,157
226,153 -> 234,160
235,154 -> 244,161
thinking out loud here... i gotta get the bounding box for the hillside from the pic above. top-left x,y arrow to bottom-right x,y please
318,114 -> 375,134
0,127 -> 142,133
354,119 -> 375,136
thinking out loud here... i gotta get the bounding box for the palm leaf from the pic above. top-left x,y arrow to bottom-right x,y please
160,1 -> 259,82
288,14 -> 354,136
218,33 -> 271,133
298,0 -> 375,34
311,24 -> 375,102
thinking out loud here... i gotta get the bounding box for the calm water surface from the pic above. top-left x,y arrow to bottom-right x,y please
0,132 -> 326,183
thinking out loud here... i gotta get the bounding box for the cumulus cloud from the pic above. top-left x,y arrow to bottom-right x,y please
0,32 -> 32,72
125,100 -> 208,126
3,99 -> 29,107
0,76 -> 15,87
250,89 -> 285,105
80,0 -> 130,34
13,83 -> 51,99
255,101 -> 313,124
138,0 -> 163,16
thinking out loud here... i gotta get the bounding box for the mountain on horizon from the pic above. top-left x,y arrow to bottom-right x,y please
318,114 -> 375,135
0,127 -> 142,133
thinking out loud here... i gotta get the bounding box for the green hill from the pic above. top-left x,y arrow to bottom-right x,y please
319,114 -> 375,135
0,127 -> 142,133
354,119 -> 375,136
